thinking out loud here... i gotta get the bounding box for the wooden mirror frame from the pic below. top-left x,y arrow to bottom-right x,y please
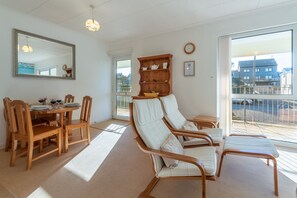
14,29 -> 76,80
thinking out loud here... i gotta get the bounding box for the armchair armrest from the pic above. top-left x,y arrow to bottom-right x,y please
163,118 -> 214,146
171,129 -> 214,146
135,137 -> 207,179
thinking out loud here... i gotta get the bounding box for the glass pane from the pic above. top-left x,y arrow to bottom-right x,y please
50,68 -> 57,76
40,70 -> 49,76
116,60 -> 131,93
116,59 -> 131,118
232,31 -> 292,95
116,96 -> 130,117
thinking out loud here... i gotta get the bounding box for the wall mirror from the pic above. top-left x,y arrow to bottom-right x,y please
14,29 -> 76,79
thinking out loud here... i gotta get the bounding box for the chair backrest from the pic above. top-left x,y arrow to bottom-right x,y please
9,100 -> 33,141
3,97 -> 12,131
159,94 -> 187,130
64,94 -> 75,103
80,96 -> 92,123
132,98 -> 172,174
64,94 -> 75,119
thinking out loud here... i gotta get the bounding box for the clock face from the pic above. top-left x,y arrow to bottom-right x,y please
184,42 -> 195,54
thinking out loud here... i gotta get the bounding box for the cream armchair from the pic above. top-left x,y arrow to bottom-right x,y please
130,98 -> 217,198
159,94 -> 223,146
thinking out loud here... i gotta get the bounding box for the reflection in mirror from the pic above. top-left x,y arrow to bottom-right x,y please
14,29 -> 76,79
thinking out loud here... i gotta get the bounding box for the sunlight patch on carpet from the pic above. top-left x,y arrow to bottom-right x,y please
27,187 -> 52,198
260,148 -> 297,183
64,124 -> 126,182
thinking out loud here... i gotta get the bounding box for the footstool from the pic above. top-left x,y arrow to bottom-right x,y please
218,135 -> 279,196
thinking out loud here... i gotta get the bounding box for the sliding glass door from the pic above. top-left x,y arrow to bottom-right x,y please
113,58 -> 132,120
230,25 -> 297,145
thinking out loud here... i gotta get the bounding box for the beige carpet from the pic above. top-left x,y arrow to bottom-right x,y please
0,183 -> 15,198
0,119 -> 296,198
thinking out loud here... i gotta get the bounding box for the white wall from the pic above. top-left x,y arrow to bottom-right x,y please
108,3 -> 297,120
0,5 -> 112,148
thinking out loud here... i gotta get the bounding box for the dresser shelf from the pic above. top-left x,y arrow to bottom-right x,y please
137,54 -> 172,96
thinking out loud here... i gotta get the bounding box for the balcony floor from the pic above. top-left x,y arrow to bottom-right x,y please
232,120 -> 297,144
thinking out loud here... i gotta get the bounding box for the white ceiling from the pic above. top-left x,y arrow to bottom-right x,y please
1,0 -> 297,43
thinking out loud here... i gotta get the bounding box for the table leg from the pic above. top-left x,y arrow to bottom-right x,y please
58,112 -> 64,152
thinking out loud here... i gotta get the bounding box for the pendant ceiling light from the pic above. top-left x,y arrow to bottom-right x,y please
85,5 -> 100,32
22,36 -> 33,53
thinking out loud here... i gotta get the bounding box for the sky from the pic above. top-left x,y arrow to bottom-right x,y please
232,52 -> 292,72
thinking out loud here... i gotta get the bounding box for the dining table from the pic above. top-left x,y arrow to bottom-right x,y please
30,104 -> 80,151
30,105 -> 80,128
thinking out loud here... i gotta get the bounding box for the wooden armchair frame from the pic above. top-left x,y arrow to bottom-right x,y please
159,95 -> 222,146
129,103 -> 216,198
163,119 -> 215,147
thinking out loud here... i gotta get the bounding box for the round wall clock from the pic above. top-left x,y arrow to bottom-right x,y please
184,42 -> 196,54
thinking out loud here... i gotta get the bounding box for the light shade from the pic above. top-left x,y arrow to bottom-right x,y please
85,19 -> 100,31
22,45 -> 33,53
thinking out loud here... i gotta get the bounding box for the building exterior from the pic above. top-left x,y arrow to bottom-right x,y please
232,59 -> 280,94
280,68 -> 292,94
238,59 -> 279,86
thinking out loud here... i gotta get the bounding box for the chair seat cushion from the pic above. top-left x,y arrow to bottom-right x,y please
183,128 -> 223,146
224,136 -> 279,158
157,146 -> 217,177
160,134 -> 184,168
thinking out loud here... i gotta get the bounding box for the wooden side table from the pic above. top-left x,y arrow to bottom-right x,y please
192,115 -> 219,129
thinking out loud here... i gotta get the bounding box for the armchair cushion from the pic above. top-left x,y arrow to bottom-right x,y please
160,94 -> 187,129
183,128 -> 223,146
183,121 -> 199,141
158,146 -> 217,177
160,134 -> 184,168
133,99 -> 171,174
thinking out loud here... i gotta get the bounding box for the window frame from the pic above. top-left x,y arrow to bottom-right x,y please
231,25 -> 296,100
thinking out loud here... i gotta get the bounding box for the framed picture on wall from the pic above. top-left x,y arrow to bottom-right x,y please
184,61 -> 195,76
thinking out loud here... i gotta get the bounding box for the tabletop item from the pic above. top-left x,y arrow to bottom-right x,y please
38,98 -> 47,105
50,99 -> 57,105
30,105 -> 52,110
64,102 -> 80,107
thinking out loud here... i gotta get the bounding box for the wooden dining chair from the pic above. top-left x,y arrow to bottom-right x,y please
64,96 -> 92,152
9,100 -> 62,170
64,94 -> 75,121
3,97 -> 12,152
4,97 -> 49,152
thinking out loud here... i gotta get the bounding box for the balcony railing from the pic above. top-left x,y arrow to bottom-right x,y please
232,98 -> 297,125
